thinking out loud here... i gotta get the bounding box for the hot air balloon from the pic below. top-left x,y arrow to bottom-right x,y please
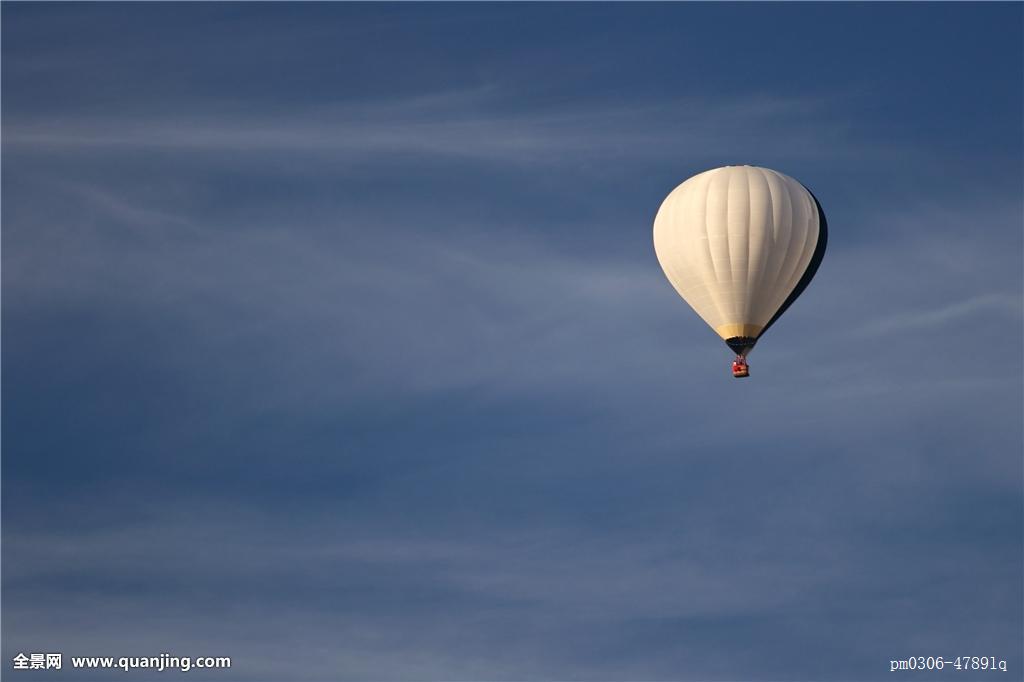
653,165 -> 827,378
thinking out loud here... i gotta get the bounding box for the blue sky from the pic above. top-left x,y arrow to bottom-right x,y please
2,3 -> 1022,680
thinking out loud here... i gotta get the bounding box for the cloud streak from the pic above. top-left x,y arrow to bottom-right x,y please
3,90 -> 883,168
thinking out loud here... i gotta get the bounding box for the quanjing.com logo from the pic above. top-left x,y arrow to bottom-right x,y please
12,653 -> 61,670
12,652 -> 231,673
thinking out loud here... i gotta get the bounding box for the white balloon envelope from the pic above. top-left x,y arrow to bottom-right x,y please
653,165 -> 827,377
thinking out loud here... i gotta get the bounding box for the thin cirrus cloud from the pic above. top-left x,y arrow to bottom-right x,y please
1,508 -> 881,680
5,179 -> 1015,418
853,292 -> 1021,339
3,147 -> 1019,426
3,90 -> 882,167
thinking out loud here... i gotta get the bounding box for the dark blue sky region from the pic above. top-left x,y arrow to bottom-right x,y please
3,3 -> 1022,680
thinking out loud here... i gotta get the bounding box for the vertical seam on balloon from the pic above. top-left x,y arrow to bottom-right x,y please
703,170 -> 729,328
793,187 -> 817,291
760,191 -> 827,338
773,178 -> 811,313
723,167 -> 733,324
741,168 -> 753,324
777,173 -> 803,312
749,167 -> 773,324
761,169 -> 791,322
726,167 -> 742,325
667,188 -> 695,313
663,181 -> 713,329
789,191 -> 817,295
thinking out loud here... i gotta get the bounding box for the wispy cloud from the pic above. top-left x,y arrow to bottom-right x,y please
5,173 -> 1020,414
3,90 -> 884,168
853,292 -> 1021,338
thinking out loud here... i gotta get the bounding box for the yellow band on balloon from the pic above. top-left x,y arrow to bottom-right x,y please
714,323 -> 763,340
